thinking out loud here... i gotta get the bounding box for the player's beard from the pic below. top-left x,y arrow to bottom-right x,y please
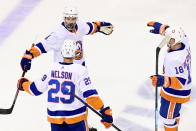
66,23 -> 76,31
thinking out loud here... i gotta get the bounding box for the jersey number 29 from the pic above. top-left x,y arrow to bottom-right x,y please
48,79 -> 75,104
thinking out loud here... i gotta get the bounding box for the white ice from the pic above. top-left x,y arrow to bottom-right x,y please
0,0 -> 196,131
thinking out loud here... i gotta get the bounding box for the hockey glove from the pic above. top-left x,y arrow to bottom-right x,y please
20,50 -> 33,71
147,21 -> 169,35
99,106 -> 113,128
150,75 -> 170,88
95,22 -> 113,35
17,77 -> 29,91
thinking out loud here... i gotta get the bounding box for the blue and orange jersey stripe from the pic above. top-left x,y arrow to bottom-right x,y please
23,81 -> 43,96
160,87 -> 190,103
47,106 -> 88,124
169,77 -> 186,90
48,113 -> 88,124
83,89 -> 104,110
160,75 -> 191,103
27,42 -> 47,58
35,42 -> 47,54
47,106 -> 87,117
86,22 -> 99,35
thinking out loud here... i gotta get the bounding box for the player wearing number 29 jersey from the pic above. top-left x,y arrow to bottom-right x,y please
26,62 -> 102,124
17,40 -> 113,131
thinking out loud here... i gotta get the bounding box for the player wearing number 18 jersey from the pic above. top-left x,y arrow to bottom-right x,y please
148,21 -> 192,131
17,40 -> 113,131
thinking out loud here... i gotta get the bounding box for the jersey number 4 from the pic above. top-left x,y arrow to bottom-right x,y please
48,79 -> 75,104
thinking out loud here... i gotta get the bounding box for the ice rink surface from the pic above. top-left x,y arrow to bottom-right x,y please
0,0 -> 196,130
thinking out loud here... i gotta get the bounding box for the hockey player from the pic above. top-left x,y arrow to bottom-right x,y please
20,7 -> 113,70
147,21 -> 192,131
17,40 -> 113,131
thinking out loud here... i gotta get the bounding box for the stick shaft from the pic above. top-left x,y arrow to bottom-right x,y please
155,36 -> 169,130
74,94 -> 122,131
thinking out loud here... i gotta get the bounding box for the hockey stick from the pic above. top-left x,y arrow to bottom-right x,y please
74,94 -> 122,131
155,36 -> 170,131
0,70 -> 27,114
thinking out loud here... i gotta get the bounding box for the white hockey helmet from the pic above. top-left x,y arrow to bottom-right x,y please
63,7 -> 78,18
164,27 -> 185,46
61,40 -> 77,58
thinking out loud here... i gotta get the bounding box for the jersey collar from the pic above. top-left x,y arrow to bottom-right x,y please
59,62 -> 73,65
61,22 -> 78,33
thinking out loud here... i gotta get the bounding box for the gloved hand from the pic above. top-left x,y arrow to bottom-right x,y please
99,106 -> 113,128
95,22 -> 113,35
150,75 -> 170,88
147,21 -> 169,35
17,77 -> 29,91
20,50 -> 33,71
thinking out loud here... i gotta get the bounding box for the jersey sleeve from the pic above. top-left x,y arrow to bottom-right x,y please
23,73 -> 50,96
84,22 -> 98,35
39,32 -> 59,52
28,31 -> 58,58
78,68 -> 104,110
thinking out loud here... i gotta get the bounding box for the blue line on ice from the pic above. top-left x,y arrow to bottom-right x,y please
0,0 -> 42,44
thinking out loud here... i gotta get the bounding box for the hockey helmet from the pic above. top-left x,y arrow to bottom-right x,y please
165,27 -> 185,47
63,7 -> 78,18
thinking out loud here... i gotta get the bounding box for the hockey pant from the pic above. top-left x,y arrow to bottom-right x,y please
160,97 -> 181,131
51,120 -> 89,131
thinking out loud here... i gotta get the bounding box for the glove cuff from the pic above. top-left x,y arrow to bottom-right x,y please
101,121 -> 112,129
160,25 -> 170,35
93,21 -> 101,32
163,76 -> 171,88
99,106 -> 112,116
18,77 -> 29,91
23,50 -> 34,59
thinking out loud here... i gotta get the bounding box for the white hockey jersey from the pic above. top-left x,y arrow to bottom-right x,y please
32,21 -> 97,65
22,62 -> 104,124
161,35 -> 192,103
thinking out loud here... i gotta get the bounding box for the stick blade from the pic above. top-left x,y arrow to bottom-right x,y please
0,108 -> 13,114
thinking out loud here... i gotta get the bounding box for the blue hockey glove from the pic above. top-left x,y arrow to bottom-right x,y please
147,21 -> 169,35
99,106 -> 113,128
20,50 -> 33,71
150,75 -> 170,88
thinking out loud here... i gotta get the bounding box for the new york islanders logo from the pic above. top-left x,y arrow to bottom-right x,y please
75,41 -> 83,60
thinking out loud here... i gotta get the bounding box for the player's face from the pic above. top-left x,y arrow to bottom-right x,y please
167,38 -> 175,49
64,17 -> 77,30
